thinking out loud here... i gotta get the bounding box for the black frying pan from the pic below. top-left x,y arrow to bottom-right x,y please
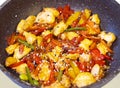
0,0 -> 120,88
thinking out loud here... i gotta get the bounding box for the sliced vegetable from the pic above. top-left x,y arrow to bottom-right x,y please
5,57 -> 17,67
90,14 -> 100,24
70,61 -> 80,75
53,21 -> 68,36
17,16 -> 36,33
66,32 -> 79,40
78,9 -> 91,25
68,67 -> 76,79
65,27 -> 86,32
5,43 -> 18,55
66,11 -> 81,25
25,66 -> 34,85
79,39 -> 93,51
19,74 -> 28,81
33,80 -> 39,86
18,39 -> 34,50
57,69 -> 63,82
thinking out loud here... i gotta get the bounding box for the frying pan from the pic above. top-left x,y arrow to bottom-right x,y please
0,0 -> 120,88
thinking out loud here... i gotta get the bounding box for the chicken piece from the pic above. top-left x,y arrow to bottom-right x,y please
60,75 -> 71,88
91,64 -> 104,80
91,64 -> 100,76
79,53 -> 91,62
99,31 -> 116,46
73,72 -> 96,88
42,81 -> 64,88
53,21 -> 68,36
44,8 -> 59,17
38,61 -> 51,81
35,11 -> 55,24
13,45 -> 31,59
5,43 -> 18,55
23,31 -> 37,44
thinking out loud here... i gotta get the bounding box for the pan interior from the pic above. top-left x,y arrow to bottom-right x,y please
0,0 -> 120,88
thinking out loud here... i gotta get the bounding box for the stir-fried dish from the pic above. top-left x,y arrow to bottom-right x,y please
5,5 -> 116,88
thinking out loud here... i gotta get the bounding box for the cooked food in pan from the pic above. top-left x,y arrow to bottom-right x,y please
5,5 -> 116,88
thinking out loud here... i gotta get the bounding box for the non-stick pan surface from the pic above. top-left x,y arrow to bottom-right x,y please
0,0 -> 120,88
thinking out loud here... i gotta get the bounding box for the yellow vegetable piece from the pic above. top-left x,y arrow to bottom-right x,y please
5,43 -> 18,55
66,11 -> 81,25
53,21 -> 68,36
47,47 -> 62,62
5,57 -> 17,67
42,30 -> 51,37
79,39 -> 93,51
47,46 -> 62,62
19,74 -> 28,81
37,36 -> 43,47
66,32 -> 78,40
73,72 -> 96,88
70,61 -> 80,75
90,14 -> 100,24
68,67 -> 76,79
17,20 -> 26,33
78,9 -> 91,25
17,16 -> 36,33
66,53 -> 79,60
26,15 -> 36,27
52,46 -> 62,57
79,18 -> 85,25
47,52 -> 58,62
97,42 -> 108,55
84,9 -> 91,19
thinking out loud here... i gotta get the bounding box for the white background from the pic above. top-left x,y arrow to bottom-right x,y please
0,0 -> 120,88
